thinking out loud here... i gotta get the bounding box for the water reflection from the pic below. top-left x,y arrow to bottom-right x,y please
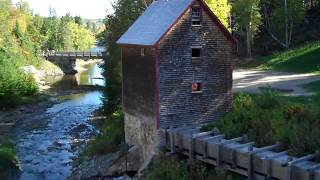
50,62 -> 105,91
76,63 -> 105,86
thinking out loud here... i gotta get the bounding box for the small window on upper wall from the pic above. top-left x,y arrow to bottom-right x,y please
141,48 -> 145,57
192,7 -> 201,26
192,48 -> 201,58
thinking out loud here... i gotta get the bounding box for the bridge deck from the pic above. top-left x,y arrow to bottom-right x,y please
46,51 -> 103,58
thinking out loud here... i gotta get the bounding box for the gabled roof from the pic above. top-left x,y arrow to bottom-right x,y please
117,0 -> 236,46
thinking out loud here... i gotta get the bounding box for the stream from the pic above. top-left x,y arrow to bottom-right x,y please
14,48 -> 105,180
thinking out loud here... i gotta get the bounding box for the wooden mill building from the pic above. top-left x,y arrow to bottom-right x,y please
117,0 -> 236,164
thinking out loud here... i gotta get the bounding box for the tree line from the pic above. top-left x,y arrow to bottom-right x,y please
0,0 -> 96,108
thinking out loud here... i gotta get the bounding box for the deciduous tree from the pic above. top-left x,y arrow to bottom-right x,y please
233,0 -> 262,56
262,0 -> 306,49
205,0 -> 231,29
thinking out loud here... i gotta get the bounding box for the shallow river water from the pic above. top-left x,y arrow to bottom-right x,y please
15,57 -> 105,179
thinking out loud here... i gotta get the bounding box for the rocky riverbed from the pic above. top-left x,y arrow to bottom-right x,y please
13,91 -> 103,179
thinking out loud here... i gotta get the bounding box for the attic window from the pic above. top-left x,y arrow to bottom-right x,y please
192,7 -> 201,26
192,82 -> 202,93
141,48 -> 145,56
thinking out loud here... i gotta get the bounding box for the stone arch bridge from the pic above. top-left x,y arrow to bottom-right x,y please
45,51 -> 104,74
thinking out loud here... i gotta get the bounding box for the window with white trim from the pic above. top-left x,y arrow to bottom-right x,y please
192,7 -> 201,26
141,48 -> 145,56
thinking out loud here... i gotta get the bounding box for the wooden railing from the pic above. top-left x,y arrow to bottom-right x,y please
45,51 -> 103,58
165,127 -> 320,180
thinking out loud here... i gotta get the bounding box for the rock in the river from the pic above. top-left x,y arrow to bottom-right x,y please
71,150 -> 127,179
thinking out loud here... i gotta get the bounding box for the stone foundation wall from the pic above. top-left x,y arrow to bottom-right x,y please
124,112 -> 159,165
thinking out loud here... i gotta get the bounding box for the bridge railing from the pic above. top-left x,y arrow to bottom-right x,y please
44,51 -> 104,58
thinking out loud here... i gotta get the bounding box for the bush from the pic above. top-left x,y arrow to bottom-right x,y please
0,52 -> 39,108
0,140 -> 20,180
144,154 -> 244,180
204,92 -> 320,156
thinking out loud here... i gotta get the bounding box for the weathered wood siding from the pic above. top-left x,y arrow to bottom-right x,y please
122,47 -> 159,161
158,1 -> 234,129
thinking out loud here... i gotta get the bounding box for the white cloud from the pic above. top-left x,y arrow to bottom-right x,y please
12,0 -> 115,19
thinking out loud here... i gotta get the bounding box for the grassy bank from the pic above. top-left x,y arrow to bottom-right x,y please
83,106 -> 125,156
0,136 -> 19,180
257,42 -> 320,73
202,92 -> 320,156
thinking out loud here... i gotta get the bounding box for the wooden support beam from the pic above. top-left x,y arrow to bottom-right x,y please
263,150 -> 289,179
287,154 -> 316,166
191,131 -> 212,138
231,142 -> 255,169
203,134 -> 224,142
190,135 -> 196,161
283,154 -> 316,180
307,164 -> 320,180
217,137 -> 243,166
169,128 -> 175,153
202,134 -> 224,160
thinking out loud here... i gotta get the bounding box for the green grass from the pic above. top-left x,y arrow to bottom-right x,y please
257,42 -> 320,73
303,80 -> 320,94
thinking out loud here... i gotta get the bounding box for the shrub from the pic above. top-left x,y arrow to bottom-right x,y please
0,52 -> 39,108
204,92 -> 320,155
0,140 -> 20,179
84,107 -> 125,156
144,154 -> 244,180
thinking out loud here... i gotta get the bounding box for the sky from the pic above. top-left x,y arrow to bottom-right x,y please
12,0 -> 115,19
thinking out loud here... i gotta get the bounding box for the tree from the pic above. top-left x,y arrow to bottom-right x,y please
0,0 -> 11,49
27,14 -> 46,53
60,14 -> 74,50
68,22 -> 96,50
74,16 -> 82,26
262,0 -> 306,49
205,0 -> 231,29
233,0 -> 262,57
